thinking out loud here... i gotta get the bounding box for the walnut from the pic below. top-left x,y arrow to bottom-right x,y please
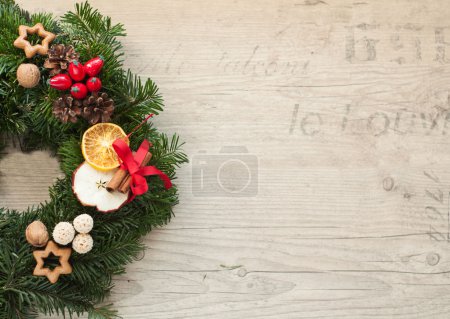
26,221 -> 49,247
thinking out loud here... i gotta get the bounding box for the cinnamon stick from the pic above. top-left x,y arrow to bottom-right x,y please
107,151 -> 152,192
118,152 -> 153,193
106,169 -> 128,192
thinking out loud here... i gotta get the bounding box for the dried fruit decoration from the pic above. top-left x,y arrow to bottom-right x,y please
72,162 -> 128,212
81,123 -> 128,171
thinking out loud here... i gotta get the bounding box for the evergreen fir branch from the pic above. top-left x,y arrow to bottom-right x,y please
1,302 -> 37,319
61,3 -> 126,42
0,54 -> 23,75
61,2 -> 125,83
58,137 -> 83,176
24,92 -> 86,151
0,0 -> 15,5
79,41 -> 124,85
0,2 -> 29,40
68,264 -> 113,301
30,12 -> 58,33
88,305 -> 120,319
150,133 -> 188,179
0,1 -> 187,317
0,2 -> 30,138
0,105 -> 27,136
112,70 -> 164,122
11,280 -> 92,318
124,121 -> 159,149
73,233 -> 144,278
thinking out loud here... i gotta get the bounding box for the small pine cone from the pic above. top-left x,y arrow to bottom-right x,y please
44,44 -> 79,76
81,92 -> 115,125
53,95 -> 82,123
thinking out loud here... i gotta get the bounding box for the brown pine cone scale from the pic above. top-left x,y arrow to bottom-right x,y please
81,92 -> 115,125
53,95 -> 82,123
45,44 -> 79,76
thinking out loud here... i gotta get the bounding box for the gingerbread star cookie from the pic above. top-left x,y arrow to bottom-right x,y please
13,23 -> 56,58
33,240 -> 72,284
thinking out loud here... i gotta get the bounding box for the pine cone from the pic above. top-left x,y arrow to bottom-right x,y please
44,44 -> 79,76
81,92 -> 115,125
53,95 -> 82,123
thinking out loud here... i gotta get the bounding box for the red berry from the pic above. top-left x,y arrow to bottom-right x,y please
70,83 -> 88,99
86,77 -> 102,92
68,61 -> 85,82
49,74 -> 72,90
84,56 -> 104,77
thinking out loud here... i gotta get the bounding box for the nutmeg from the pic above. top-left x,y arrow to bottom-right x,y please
26,221 -> 49,247
17,63 -> 40,88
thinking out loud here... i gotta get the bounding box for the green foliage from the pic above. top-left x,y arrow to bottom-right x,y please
0,1 -> 187,317
88,306 -> 119,319
112,70 -> 164,123
58,137 -> 83,176
60,2 -> 126,86
150,133 -> 188,179
0,1 -> 28,137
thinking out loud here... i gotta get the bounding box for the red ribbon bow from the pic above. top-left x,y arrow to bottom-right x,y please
112,138 -> 172,201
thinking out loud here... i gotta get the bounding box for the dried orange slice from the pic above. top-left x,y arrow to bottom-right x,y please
81,123 -> 128,171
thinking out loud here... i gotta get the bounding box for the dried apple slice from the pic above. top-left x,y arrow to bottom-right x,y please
72,162 -> 128,212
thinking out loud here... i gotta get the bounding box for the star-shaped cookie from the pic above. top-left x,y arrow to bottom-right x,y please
13,23 -> 56,58
33,240 -> 72,284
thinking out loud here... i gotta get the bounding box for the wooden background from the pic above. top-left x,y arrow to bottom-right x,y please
2,0 -> 450,317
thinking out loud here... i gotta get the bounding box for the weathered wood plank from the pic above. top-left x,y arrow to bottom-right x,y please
3,0 -> 450,317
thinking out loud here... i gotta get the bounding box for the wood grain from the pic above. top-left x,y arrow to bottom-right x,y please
3,0 -> 450,317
